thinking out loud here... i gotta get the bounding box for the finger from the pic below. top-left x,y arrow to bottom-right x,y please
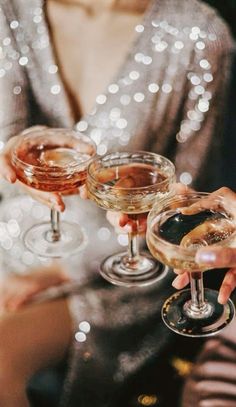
6,287 -> 41,310
0,155 -> 17,182
18,182 -> 65,212
171,183 -> 192,194
119,214 -> 130,227
180,187 -> 236,215
218,268 -> 236,304
172,272 -> 190,289
196,247 -> 236,268
78,184 -> 88,199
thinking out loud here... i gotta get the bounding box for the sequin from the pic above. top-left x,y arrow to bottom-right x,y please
90,128 -> 102,144
134,92 -> 145,102
0,68 -> 6,78
116,118 -> 128,129
148,83 -> 159,93
76,120 -> 88,132
142,56 -> 152,65
96,94 -> 107,105
199,59 -> 211,69
48,64 -> 58,74
75,332 -> 87,342
162,84 -> 172,93
120,94 -> 131,106
10,20 -> 19,30
33,15 -> 42,24
190,75 -> 201,85
196,41 -> 205,50
19,56 -> 28,66
108,83 -> 119,94
13,86 -> 22,95
174,41 -> 184,50
135,24 -> 145,33
79,321 -> 91,333
97,144 -> 107,155
194,85 -> 204,95
117,234 -> 128,246
203,73 -> 213,83
180,172 -> 193,185
154,41 -> 168,52
198,99 -> 209,112
50,84 -> 61,95
129,71 -> 140,80
97,227 -> 111,241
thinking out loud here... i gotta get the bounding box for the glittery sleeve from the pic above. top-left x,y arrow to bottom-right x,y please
0,4 -> 30,146
173,18 -> 233,190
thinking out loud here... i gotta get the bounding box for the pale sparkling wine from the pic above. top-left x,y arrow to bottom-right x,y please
148,209 -> 236,271
89,163 -> 169,214
14,143 -> 91,192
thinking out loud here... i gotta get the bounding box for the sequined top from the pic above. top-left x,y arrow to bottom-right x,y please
0,0 -> 234,406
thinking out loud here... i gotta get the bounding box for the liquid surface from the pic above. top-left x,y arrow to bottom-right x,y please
96,163 -> 167,188
17,144 -> 90,168
148,209 -> 236,271
88,163 -> 171,214
159,210 -> 228,246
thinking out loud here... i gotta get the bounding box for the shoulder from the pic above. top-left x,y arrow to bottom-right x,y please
151,0 -> 233,53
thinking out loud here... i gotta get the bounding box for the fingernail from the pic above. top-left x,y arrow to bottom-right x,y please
217,294 -> 225,305
195,251 -> 216,264
172,277 -> 179,288
7,174 -> 15,183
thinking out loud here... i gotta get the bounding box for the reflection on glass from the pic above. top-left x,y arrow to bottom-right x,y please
147,192 -> 236,337
87,151 -> 175,287
12,128 -> 96,258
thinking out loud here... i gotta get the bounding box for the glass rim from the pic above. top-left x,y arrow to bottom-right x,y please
147,191 -> 236,256
11,127 -> 97,172
87,150 -> 176,191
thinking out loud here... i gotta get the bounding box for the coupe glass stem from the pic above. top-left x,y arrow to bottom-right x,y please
123,215 -> 141,268
184,271 -> 212,318
50,208 -> 61,242
127,232 -> 140,262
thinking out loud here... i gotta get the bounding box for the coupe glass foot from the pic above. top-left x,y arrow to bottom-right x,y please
162,288 -> 235,337
24,221 -> 86,258
100,251 -> 169,287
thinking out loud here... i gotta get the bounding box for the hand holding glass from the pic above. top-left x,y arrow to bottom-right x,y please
147,192 -> 236,337
11,127 -> 96,258
87,151 -> 175,287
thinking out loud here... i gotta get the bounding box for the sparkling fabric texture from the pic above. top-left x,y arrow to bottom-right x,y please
0,0 -> 234,406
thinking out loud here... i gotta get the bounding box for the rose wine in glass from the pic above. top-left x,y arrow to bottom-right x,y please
87,151 -> 175,287
11,127 -> 96,258
147,192 -> 236,337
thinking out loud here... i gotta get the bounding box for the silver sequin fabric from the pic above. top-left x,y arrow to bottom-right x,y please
0,0 -> 234,406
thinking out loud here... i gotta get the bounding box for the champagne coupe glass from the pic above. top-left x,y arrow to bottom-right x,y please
147,192 -> 236,337
11,127 -> 96,258
87,151 -> 175,287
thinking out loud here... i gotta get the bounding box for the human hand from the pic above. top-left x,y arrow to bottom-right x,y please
0,126 -> 66,211
0,264 -> 70,312
172,187 -> 236,304
106,211 -> 147,235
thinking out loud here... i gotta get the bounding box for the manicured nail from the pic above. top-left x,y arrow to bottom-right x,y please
217,293 -> 225,305
195,251 -> 216,264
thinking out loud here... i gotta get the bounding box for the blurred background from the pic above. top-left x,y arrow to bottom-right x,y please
205,0 -> 236,190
